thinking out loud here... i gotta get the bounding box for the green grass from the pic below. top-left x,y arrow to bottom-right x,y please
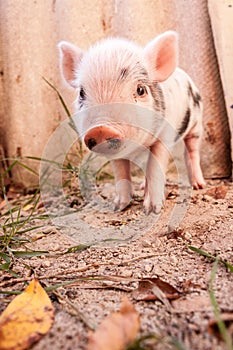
126,333 -> 191,350
42,76 -> 83,160
0,187 -> 50,275
0,79 -> 86,276
209,260 -> 233,350
0,149 -> 84,274
188,245 -> 233,349
188,245 -> 233,272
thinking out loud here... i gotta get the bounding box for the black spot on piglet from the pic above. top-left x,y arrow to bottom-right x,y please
175,108 -> 191,141
188,83 -> 201,107
118,67 -> 129,80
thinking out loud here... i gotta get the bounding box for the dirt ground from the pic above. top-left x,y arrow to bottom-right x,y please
0,176 -> 233,350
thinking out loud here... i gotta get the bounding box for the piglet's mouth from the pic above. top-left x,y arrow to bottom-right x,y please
84,125 -> 124,154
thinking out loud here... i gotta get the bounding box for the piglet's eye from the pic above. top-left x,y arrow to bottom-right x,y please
136,85 -> 146,97
79,87 -> 86,100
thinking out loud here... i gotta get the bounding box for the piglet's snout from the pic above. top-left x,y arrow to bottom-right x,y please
84,125 -> 124,153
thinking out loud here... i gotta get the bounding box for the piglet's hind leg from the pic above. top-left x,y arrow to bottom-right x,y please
184,133 -> 205,189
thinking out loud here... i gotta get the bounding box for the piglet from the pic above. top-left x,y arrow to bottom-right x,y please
58,31 -> 205,214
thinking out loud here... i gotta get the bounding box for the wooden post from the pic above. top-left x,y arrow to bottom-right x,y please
208,0 -> 233,177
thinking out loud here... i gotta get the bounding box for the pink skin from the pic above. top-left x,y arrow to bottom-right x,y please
58,31 -> 205,214
111,159 -> 132,211
184,125 -> 206,190
144,141 -> 170,214
84,125 -> 123,153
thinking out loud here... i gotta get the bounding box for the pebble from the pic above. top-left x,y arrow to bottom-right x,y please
209,219 -> 216,225
144,264 -> 153,273
120,269 -> 133,277
42,260 -> 51,268
42,226 -> 57,234
142,240 -> 153,247
50,243 -> 61,251
134,272 -> 143,279
203,195 -> 213,202
170,255 -> 178,264
184,231 -> 192,240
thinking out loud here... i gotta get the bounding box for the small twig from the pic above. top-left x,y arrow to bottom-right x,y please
0,252 -> 159,288
71,283 -> 134,292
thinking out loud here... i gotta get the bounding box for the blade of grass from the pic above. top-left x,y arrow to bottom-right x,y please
0,206 -> 22,220
11,250 -> 49,258
65,244 -> 93,254
0,290 -> 21,295
0,263 -> 19,277
42,76 -> 83,159
1,192 -> 48,260
3,194 -> 17,244
3,195 -> 39,239
16,201 -> 22,224
126,334 -> 162,350
209,259 -> 233,350
1,159 -> 18,178
9,194 -> 41,237
0,252 -> 11,263
188,245 -> 233,272
16,225 -> 45,235
0,236 -> 30,242
26,156 -> 63,168
64,235 -> 137,254
16,160 -> 39,176
0,262 -> 10,270
1,157 -> 39,178
127,334 -> 191,350
188,245 -> 215,259
1,210 -> 75,226
169,337 -> 191,350
42,76 -> 71,117
44,280 -> 82,292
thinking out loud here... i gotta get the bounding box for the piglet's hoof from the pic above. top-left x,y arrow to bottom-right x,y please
143,199 -> 164,215
114,196 -> 133,212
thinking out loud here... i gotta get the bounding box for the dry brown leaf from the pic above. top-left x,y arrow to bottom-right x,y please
0,278 -> 55,350
133,277 -> 181,303
205,185 -> 228,199
87,298 -> 140,350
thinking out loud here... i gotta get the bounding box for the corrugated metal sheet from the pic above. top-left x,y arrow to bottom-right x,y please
0,0 -> 231,187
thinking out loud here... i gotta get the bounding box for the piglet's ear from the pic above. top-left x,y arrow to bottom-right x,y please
144,31 -> 178,82
58,41 -> 84,88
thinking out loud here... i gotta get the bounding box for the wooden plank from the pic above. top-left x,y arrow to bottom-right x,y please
208,0 -> 233,177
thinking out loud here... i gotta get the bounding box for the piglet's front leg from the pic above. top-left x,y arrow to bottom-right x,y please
144,141 -> 170,215
111,159 -> 133,211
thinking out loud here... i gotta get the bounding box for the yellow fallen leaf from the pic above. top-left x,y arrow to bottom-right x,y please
0,279 -> 55,350
87,298 -> 140,350
22,203 -> 34,212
